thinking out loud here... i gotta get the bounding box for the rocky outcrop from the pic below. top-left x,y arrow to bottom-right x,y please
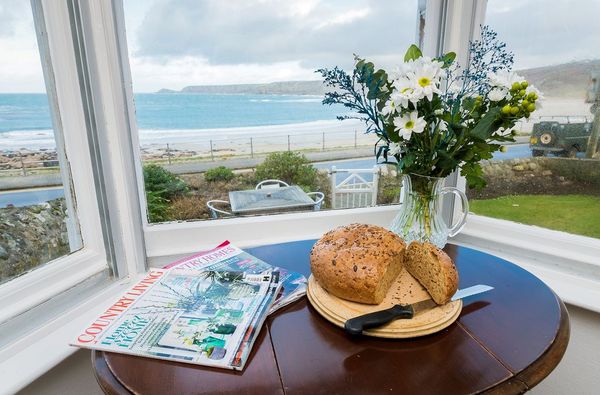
0,198 -> 69,283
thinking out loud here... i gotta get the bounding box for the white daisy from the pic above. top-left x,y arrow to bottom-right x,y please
388,142 -> 403,157
488,87 -> 508,102
405,57 -> 443,101
487,70 -> 525,90
392,77 -> 416,107
382,91 -> 411,115
394,111 -> 426,140
439,120 -> 448,131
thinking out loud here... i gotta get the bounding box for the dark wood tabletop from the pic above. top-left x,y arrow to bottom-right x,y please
93,241 -> 570,395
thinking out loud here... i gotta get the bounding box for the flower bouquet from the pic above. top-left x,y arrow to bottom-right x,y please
317,27 -> 542,247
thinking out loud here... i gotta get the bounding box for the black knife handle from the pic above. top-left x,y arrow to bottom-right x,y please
344,304 -> 414,336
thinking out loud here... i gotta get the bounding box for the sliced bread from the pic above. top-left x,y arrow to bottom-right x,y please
404,242 -> 459,305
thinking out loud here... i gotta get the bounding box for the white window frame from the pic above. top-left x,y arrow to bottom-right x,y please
0,1 -> 109,324
0,0 -> 147,391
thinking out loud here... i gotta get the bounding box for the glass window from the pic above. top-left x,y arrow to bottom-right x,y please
122,0 -> 418,223
0,3 -> 82,283
467,0 -> 600,239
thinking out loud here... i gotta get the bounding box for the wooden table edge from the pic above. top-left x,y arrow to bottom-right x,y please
92,350 -> 132,395
481,292 -> 570,394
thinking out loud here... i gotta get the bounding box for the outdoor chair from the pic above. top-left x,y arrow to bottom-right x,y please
206,200 -> 233,219
329,166 -> 380,209
307,191 -> 325,211
255,179 -> 289,189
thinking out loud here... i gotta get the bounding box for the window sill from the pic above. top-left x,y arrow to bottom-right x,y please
0,249 -> 108,324
453,214 -> 600,313
0,276 -> 136,394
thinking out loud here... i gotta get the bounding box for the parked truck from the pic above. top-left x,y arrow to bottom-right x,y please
529,121 -> 593,157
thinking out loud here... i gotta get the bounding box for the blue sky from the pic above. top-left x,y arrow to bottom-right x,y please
1,0 -> 599,92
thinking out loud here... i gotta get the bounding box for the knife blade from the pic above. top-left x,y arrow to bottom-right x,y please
344,284 -> 493,336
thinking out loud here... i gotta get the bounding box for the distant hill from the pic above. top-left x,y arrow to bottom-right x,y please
157,60 -> 599,98
169,81 -> 327,95
517,59 -> 600,99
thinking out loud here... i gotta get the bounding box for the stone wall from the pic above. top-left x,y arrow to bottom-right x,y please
0,198 -> 70,283
469,157 -> 600,199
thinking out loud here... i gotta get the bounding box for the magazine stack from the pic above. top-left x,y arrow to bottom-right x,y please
71,241 -> 306,370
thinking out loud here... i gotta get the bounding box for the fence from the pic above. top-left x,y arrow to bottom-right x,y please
1,115 -> 596,174
0,128 -> 376,175
142,129 -> 377,165
0,152 -> 59,177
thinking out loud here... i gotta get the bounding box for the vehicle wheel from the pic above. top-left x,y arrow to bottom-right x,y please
532,150 -> 544,157
539,132 -> 555,145
567,146 -> 578,158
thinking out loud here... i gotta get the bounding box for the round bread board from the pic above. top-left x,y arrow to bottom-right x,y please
307,269 -> 462,338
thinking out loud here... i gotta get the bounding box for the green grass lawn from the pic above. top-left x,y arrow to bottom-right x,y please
470,194 -> 600,239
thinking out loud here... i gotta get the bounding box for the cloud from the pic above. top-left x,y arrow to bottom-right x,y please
0,2 -> 46,92
130,0 -> 416,70
486,0 -> 600,68
129,56 -> 317,91
0,1 -> 30,37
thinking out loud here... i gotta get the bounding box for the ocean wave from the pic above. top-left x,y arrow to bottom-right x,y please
0,129 -> 57,150
0,119 -> 364,151
249,98 -> 323,103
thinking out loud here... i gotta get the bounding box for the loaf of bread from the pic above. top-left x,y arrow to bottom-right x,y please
404,242 -> 458,305
310,223 -> 406,304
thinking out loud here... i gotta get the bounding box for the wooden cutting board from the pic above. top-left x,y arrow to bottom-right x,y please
307,268 -> 462,338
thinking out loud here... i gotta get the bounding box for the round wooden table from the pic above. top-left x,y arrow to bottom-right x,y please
93,242 -> 570,395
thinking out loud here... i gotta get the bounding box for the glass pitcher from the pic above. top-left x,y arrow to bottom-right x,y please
389,174 -> 469,248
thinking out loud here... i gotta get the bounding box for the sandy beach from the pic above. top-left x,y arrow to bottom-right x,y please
0,97 -> 593,172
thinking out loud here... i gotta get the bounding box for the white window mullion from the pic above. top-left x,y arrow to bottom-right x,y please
73,0 -> 147,277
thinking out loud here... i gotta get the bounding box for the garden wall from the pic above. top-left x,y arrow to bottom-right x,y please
470,157 -> 600,199
0,198 -> 69,282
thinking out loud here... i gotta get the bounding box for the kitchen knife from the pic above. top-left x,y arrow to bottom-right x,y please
344,284 -> 493,336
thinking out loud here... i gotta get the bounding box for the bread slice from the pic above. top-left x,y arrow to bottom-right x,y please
404,242 -> 458,305
310,224 -> 406,304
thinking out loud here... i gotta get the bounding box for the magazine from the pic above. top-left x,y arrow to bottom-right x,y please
163,241 -> 307,314
72,268 -> 280,370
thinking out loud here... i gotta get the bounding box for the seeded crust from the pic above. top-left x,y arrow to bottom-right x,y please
310,223 -> 406,304
404,242 -> 459,305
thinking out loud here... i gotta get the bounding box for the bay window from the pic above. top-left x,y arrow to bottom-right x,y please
1,0 -> 599,392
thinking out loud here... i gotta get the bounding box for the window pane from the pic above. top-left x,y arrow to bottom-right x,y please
123,0 -> 418,223
0,3 -> 82,283
468,0 -> 600,239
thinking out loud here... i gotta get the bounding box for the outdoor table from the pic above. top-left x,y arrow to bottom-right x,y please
228,186 -> 316,214
93,241 -> 569,395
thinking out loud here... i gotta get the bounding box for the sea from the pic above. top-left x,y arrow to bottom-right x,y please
0,93 -> 351,151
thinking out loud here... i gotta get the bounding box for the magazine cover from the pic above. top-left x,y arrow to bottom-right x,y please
163,241 -> 307,313
72,268 -> 280,370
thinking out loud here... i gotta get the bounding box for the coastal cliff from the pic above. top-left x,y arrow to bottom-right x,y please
158,80 -> 327,95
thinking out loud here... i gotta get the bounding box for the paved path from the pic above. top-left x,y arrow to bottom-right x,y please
163,147 -> 375,174
0,142 -> 534,207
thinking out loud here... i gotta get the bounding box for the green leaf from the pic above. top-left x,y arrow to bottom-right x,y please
470,107 -> 501,140
440,52 -> 456,68
436,149 -> 459,170
385,122 -> 399,142
402,152 -> 416,167
404,45 -> 423,62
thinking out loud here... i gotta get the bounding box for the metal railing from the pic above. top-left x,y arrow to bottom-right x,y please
141,129 -> 376,165
1,115 -> 594,175
0,128 -> 376,175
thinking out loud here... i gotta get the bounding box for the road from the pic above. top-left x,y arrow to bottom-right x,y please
1,144 -> 534,208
